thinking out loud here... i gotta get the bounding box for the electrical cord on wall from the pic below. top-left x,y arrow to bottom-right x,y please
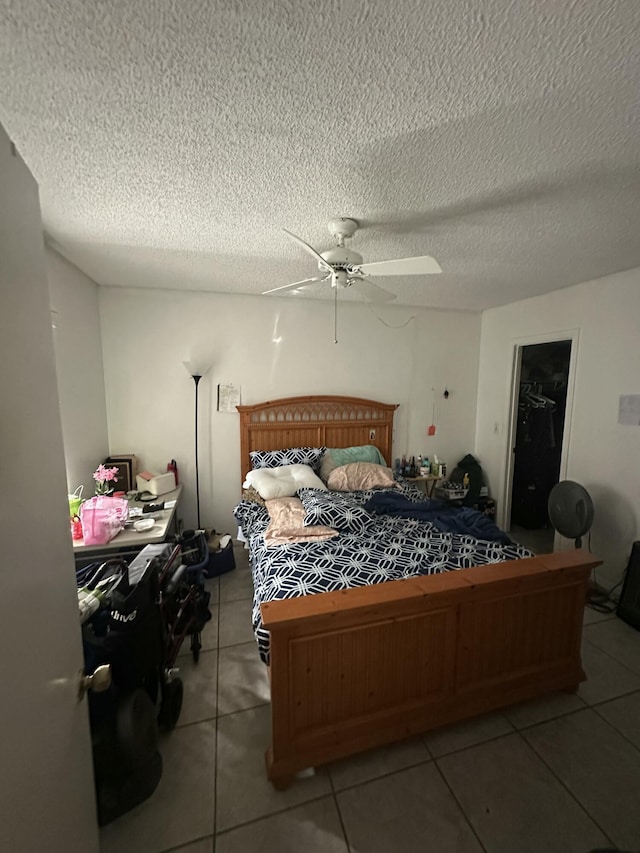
366,303 -> 416,328
587,532 -> 627,613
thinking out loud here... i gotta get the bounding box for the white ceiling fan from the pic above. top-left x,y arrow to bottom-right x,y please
262,217 -> 442,303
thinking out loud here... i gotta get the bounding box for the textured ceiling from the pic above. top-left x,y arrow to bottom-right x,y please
1,0 -> 639,310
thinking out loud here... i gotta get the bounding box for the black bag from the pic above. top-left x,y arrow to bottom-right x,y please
451,453 -> 485,507
205,532 -> 236,578
617,541 -> 640,631
104,557 -> 165,690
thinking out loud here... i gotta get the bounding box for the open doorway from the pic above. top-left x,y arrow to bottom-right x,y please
507,339 -> 573,553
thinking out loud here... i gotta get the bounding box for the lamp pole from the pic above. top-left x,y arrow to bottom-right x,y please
184,359 -> 210,531
192,373 -> 202,529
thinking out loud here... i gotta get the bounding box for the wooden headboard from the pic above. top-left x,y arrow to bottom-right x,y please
236,395 -> 398,482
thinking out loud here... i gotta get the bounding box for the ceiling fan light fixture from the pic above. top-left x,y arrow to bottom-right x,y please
320,246 -> 363,267
332,270 -> 348,288
267,218 -> 442,304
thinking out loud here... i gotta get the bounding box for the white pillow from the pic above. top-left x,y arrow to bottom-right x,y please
242,464 -> 327,500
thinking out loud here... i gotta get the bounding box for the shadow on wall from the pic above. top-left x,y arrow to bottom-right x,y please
582,483 -> 638,587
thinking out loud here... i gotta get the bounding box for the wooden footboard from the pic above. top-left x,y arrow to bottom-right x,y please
261,549 -> 599,788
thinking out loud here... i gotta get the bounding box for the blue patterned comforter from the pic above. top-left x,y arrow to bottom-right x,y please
234,482 -> 533,664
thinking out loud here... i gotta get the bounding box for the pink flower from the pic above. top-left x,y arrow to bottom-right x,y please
92,465 -> 119,483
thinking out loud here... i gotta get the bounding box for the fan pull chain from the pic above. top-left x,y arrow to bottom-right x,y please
334,285 -> 338,343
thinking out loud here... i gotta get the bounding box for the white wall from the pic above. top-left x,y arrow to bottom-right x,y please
476,269 -> 640,586
99,287 -> 481,533
47,247 -> 109,497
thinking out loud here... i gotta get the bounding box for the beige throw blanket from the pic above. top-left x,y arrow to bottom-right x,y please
264,497 -> 338,547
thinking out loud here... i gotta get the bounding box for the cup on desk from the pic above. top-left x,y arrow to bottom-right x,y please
419,466 -> 430,476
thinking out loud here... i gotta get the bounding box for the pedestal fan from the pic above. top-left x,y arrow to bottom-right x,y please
548,480 -> 606,609
547,480 -> 594,548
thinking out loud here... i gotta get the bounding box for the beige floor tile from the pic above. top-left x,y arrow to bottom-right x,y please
216,704 -> 332,832
583,616 -> 640,674
171,838 -> 214,853
504,690 -> 585,729
423,711 -> 513,758
204,575 -> 220,604
582,605 -> 615,625
217,641 -> 270,716
99,720 -> 216,853
578,639 -> 640,705
437,733 -> 608,853
175,648 -> 217,726
337,762 -> 483,853
216,797 -> 348,853
595,689 -> 640,748
329,736 -> 430,791
524,708 -> 640,850
219,598 -> 255,648
508,525 -> 554,554
219,550 -> 254,603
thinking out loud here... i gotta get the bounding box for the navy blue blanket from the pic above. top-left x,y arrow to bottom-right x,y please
363,492 -> 513,545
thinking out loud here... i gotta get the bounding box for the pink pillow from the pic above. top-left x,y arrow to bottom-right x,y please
327,462 -> 397,492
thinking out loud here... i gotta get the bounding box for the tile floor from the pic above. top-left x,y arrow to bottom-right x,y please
100,544 -> 640,853
509,524 -> 556,555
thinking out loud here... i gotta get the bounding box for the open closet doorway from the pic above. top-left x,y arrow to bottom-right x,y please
506,338 -> 574,554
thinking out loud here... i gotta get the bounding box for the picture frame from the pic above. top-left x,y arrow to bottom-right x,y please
104,454 -> 139,493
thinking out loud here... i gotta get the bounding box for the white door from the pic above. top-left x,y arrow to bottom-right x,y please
0,127 -> 100,850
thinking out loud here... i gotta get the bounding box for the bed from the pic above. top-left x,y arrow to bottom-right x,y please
235,395 -> 599,789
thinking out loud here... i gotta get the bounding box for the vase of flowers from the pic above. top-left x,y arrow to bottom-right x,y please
93,464 -> 119,496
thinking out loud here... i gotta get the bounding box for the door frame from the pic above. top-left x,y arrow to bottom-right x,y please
501,329 -> 580,539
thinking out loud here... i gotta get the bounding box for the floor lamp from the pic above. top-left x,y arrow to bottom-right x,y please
183,361 -> 210,529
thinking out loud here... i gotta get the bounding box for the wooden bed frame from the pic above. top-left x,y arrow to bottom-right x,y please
236,395 -> 599,789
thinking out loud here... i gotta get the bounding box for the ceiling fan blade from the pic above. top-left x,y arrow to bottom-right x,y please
262,277 -> 323,295
356,255 -> 442,276
354,279 -> 396,303
283,228 -> 333,273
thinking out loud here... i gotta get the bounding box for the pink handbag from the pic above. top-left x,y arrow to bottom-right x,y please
80,496 -> 129,545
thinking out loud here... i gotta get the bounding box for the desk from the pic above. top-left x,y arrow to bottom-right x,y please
405,475 -> 443,498
73,485 -> 183,561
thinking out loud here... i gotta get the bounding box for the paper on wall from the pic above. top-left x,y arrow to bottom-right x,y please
618,394 -> 640,426
217,383 -> 240,413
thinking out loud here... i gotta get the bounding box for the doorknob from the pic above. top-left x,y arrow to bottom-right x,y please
77,664 -> 112,701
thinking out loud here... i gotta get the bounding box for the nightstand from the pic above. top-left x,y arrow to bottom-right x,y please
405,475 -> 443,498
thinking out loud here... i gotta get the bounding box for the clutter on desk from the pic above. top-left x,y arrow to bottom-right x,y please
71,515 -> 83,540
133,518 -> 156,533
68,484 -> 84,518
93,463 -> 120,496
80,495 -> 129,545
104,454 -> 139,494
435,454 -> 489,506
166,459 -> 179,485
395,454 -> 446,478
136,470 -> 176,497
142,501 -> 165,514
